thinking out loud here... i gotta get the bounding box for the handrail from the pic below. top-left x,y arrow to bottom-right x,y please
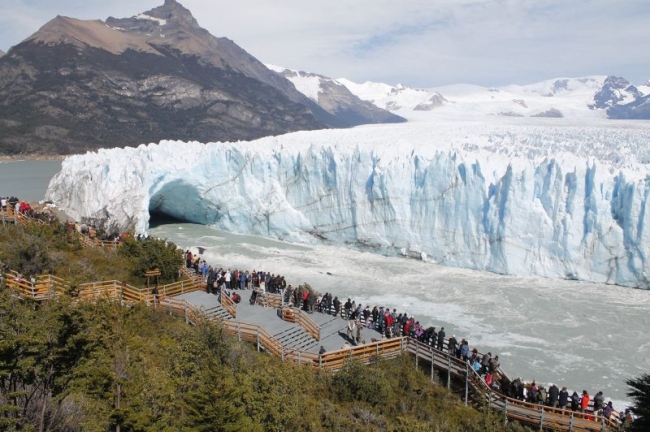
403,338 -> 619,431
220,290 -> 237,318
318,337 -> 405,370
280,307 -> 321,341
261,292 -> 283,308
295,309 -> 321,341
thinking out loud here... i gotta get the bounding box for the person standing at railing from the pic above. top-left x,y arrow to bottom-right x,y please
460,339 -> 469,361
592,390 -> 604,418
447,335 -> 458,357
343,298 -> 352,319
333,296 -> 341,317
559,386 -> 569,409
481,352 -> 491,374
571,391 -> 580,411
239,271 -> 247,290
548,383 -> 560,408
602,401 -> 613,420
437,327 -> 446,351
224,269 -> 231,291
580,390 -> 590,415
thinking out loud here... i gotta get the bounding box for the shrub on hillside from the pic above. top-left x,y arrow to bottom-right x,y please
118,236 -> 183,283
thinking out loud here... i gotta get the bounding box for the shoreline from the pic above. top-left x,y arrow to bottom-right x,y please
0,154 -> 68,162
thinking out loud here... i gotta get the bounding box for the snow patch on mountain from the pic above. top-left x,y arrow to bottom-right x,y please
46,118 -> 650,288
134,13 -> 167,26
339,76 -> 614,121
266,64 -> 325,101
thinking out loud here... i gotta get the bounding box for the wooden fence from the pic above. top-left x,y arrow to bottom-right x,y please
280,307 -> 321,341
220,290 -> 237,318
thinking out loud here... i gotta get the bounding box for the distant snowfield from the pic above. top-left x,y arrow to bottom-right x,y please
337,76 -> 621,120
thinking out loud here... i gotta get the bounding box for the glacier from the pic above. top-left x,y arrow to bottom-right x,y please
46,118 -> 650,288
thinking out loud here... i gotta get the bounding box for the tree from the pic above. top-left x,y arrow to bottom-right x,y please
118,236 -> 183,283
626,373 -> 650,431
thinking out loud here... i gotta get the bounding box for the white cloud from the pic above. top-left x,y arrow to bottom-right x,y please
1,0 -> 648,87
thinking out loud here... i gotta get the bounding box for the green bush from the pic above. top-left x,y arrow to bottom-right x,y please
118,236 -> 183,283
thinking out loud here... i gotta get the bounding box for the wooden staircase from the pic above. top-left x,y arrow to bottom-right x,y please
273,326 -> 318,351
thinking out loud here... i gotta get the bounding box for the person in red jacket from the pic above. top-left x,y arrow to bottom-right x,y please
580,390 -> 591,420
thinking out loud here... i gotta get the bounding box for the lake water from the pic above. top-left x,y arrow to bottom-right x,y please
6,160 -> 649,409
0,160 -> 62,201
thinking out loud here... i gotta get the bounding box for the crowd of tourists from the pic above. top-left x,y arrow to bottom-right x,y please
184,250 -> 288,304
186,250 -> 629,424
0,196 -> 56,223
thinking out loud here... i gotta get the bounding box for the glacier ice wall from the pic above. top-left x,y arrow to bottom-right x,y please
46,124 -> 650,288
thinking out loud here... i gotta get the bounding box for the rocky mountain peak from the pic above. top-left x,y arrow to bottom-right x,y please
603,75 -> 630,89
106,0 -> 201,36
147,0 -> 198,25
0,50 -> 4,58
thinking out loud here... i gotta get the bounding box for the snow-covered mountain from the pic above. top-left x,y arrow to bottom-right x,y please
46,117 -> 650,289
337,76 -> 650,120
266,65 -> 405,126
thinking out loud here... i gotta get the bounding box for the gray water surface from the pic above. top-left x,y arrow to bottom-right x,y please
0,160 -> 62,201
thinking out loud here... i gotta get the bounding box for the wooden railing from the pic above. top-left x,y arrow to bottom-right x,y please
179,267 -> 206,291
260,292 -> 283,308
4,277 -> 53,300
220,290 -> 237,318
158,278 -> 203,297
403,338 -> 619,431
73,231 -> 120,249
317,337 -> 405,370
296,309 -> 321,341
280,307 -> 321,341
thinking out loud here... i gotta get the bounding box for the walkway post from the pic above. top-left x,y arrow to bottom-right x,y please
504,399 -> 508,426
256,329 -> 260,352
447,356 -> 451,389
569,413 -> 574,432
430,349 -> 434,382
281,346 -> 285,362
415,343 -> 419,369
465,363 -> 469,406
540,405 -> 544,429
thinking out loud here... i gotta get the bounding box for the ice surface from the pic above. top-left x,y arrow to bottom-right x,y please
46,118 -> 650,288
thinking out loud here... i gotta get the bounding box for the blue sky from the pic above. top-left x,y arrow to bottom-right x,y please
1,0 -> 648,87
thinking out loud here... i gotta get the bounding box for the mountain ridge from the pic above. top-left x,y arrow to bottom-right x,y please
0,0 -> 400,156
334,75 -> 650,120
